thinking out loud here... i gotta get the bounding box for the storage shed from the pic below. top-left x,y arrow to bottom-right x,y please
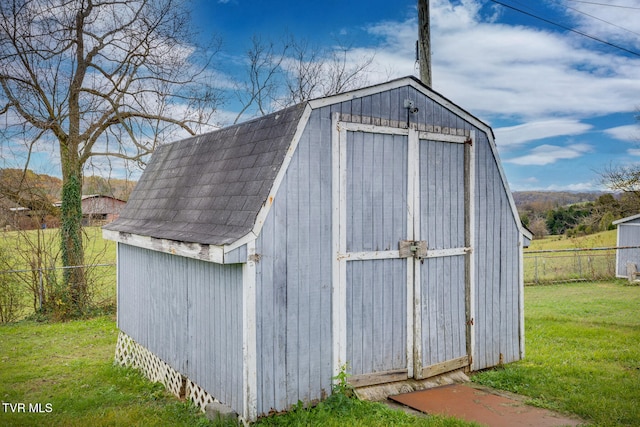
103,76 -> 531,422
613,213 -> 640,278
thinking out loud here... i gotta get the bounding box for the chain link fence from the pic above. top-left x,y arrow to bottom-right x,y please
524,247 -> 620,285
0,247 -> 631,321
0,263 -> 116,323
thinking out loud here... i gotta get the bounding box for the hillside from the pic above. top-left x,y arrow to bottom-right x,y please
0,169 -> 136,202
512,191 -> 605,209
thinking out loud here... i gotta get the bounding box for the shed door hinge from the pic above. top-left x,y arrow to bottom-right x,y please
466,318 -> 474,326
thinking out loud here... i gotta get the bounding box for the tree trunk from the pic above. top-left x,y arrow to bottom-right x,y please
60,142 -> 86,313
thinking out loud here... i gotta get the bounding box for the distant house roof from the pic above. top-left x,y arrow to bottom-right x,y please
104,103 -> 307,246
53,195 -> 125,206
81,194 -> 125,202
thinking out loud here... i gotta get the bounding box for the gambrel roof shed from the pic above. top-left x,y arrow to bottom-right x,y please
104,76 -> 531,422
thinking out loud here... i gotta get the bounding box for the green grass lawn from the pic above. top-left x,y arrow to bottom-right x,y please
0,316 -> 215,427
2,281 -> 638,426
0,317 -> 476,427
526,229 -> 617,251
473,281 -> 640,427
0,227 -> 116,321
523,230 -> 618,284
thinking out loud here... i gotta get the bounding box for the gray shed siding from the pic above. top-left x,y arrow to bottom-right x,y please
616,218 -> 640,276
253,84 -> 523,414
418,138 -> 467,369
254,107 -> 334,415
117,244 -> 244,413
333,85 -> 522,369
346,130 -> 408,377
474,132 -> 522,369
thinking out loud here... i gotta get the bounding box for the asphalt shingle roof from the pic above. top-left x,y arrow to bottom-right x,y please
104,103 -> 306,245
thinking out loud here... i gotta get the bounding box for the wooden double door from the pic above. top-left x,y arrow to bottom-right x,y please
332,118 -> 474,387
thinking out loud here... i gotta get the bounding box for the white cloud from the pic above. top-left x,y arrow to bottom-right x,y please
544,181 -> 603,192
562,0 -> 640,50
363,0 -> 640,121
605,124 -> 639,142
627,148 -> 640,157
506,143 -> 593,165
495,119 -> 593,147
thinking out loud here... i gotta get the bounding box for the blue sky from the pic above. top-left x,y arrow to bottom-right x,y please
5,0 -> 640,192
192,0 -> 640,192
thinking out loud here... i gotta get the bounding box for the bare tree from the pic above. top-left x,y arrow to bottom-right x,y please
233,35 -> 288,124
283,37 -> 374,106
600,164 -> 640,201
234,34 -> 374,123
0,0 -> 221,316
598,112 -> 640,211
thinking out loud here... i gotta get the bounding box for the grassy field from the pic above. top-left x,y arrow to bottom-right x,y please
2,282 -> 638,426
473,281 -> 640,426
526,229 -> 617,251
0,227 -> 116,321
0,317 -> 476,427
0,227 -> 116,264
523,230 -> 618,284
0,316 -> 213,427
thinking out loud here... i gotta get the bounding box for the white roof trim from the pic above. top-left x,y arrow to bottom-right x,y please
102,228 -> 250,264
251,104 -> 313,238
613,213 -> 640,225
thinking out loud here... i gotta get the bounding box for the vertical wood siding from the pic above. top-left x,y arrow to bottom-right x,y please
617,221 -> 640,276
420,256 -> 466,365
347,259 -> 407,375
117,244 -> 244,413
254,107 -> 334,415
117,244 -> 188,371
333,86 -> 521,371
419,139 -> 465,249
255,88 -> 522,413
418,139 -> 467,368
473,132 -> 522,369
346,132 -> 408,252
345,130 -> 408,375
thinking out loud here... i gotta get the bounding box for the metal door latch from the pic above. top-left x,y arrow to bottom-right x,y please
399,240 -> 427,260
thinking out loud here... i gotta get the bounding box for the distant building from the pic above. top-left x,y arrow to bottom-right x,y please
613,213 -> 640,279
1,198 -> 58,230
80,195 -> 126,226
2,194 -> 125,230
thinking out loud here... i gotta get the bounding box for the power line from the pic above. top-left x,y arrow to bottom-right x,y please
564,0 -> 640,10
488,0 -> 640,57
559,1 -> 640,38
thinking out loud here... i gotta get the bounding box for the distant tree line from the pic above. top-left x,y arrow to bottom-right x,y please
518,193 -> 639,239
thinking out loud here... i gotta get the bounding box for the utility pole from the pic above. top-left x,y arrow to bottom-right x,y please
418,0 -> 432,87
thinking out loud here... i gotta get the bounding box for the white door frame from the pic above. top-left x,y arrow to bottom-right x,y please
331,113 -> 476,385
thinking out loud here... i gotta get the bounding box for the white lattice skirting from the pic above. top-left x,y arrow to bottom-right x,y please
114,331 -> 219,412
